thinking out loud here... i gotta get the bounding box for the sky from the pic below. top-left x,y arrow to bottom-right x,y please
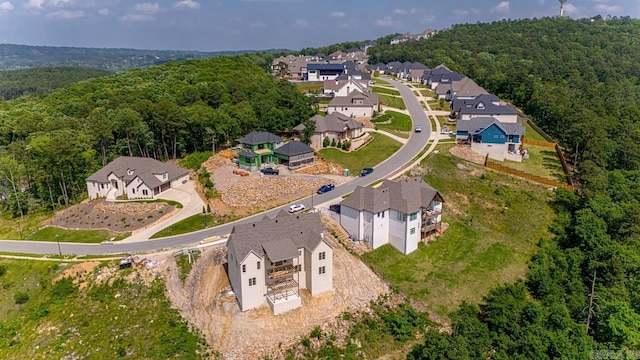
0,0 -> 638,52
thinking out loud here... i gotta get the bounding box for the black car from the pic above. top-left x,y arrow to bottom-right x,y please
329,204 -> 341,214
360,167 -> 374,176
260,167 -> 279,175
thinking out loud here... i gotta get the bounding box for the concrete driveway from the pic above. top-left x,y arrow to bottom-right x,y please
120,180 -> 205,243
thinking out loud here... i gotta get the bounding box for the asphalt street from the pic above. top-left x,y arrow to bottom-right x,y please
0,79 -> 433,256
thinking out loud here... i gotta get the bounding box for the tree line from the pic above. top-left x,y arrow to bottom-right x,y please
0,54 -> 314,216
0,67 -> 110,101
370,16 -> 640,358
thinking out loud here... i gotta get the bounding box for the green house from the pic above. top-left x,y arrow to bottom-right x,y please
236,131 -> 283,170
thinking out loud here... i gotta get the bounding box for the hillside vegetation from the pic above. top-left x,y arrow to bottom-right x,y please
0,67 -> 110,100
0,54 -> 313,216
367,17 -> 640,359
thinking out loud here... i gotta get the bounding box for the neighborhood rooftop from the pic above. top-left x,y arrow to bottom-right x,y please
86,156 -> 188,189
341,178 -> 445,214
236,131 -> 283,145
457,117 -> 526,136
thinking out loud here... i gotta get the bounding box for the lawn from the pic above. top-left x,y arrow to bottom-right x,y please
372,77 -> 390,85
419,89 -> 434,97
524,122 -> 551,142
319,132 -> 402,174
372,110 -> 412,137
437,115 -> 456,132
379,94 -> 406,110
497,144 -> 566,183
372,86 -> 400,96
28,227 -> 130,243
296,82 -> 323,93
151,213 -> 232,238
0,211 -> 52,240
427,100 -> 450,111
0,259 -> 207,358
362,143 -> 555,317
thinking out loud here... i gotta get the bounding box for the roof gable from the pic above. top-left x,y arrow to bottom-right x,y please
86,156 -> 188,186
236,131 -> 282,145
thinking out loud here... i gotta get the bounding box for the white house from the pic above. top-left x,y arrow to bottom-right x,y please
293,112 -> 364,149
340,178 -> 444,255
86,156 -> 189,200
323,76 -> 369,97
327,90 -> 379,120
227,212 -> 333,315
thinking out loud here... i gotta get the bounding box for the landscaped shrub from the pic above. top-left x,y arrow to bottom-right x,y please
323,137 -> 330,148
342,140 -> 351,151
330,138 -> 336,147
336,140 -> 342,149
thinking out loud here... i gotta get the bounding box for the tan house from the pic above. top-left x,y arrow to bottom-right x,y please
86,156 -> 189,200
294,112 -> 364,149
227,212 -> 333,315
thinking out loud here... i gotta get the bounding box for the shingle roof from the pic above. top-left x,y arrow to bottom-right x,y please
456,117 -> 525,136
458,96 -> 518,116
341,178 -> 444,214
86,156 -> 188,190
236,131 -> 282,145
328,90 -> 378,108
307,63 -> 345,71
227,212 -> 326,262
452,94 -> 501,112
273,141 -> 314,156
305,112 -> 363,134
451,78 -> 488,98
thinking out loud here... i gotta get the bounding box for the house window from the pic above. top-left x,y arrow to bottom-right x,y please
101,184 -> 105,189
242,264 -> 246,273
274,261 -> 283,267
295,265 -> 301,271
377,211 -> 385,218
248,277 -> 256,286
319,266 -> 326,275
410,212 -> 418,221
410,227 -> 416,235
132,189 -> 136,194
397,212 -> 407,221
142,189 -> 148,196
163,174 -> 167,179
257,261 -> 261,270
319,252 -> 326,260
494,135 -> 499,138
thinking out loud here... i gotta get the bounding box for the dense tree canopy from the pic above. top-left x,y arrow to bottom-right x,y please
0,54 -> 312,213
0,67 -> 110,101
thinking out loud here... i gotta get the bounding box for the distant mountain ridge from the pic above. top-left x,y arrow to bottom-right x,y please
0,44 -> 290,72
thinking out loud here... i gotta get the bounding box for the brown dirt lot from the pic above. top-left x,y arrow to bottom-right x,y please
156,218 -> 389,360
47,200 -> 175,233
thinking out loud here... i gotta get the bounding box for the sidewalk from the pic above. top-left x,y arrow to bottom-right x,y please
363,128 -> 408,144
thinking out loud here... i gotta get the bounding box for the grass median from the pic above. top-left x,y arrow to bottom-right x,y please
319,132 -> 402,174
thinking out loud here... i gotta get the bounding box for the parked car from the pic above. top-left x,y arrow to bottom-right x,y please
415,125 -> 422,133
288,204 -> 305,213
329,204 -> 341,214
260,167 -> 279,175
317,184 -> 335,194
360,167 -> 374,176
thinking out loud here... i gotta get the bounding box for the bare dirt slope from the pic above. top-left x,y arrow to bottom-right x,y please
157,222 -> 388,360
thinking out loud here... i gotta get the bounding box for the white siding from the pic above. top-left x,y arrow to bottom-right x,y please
388,210 -> 408,254
362,211 -> 374,246
372,210 -> 389,249
237,252 -> 266,311
170,174 -> 189,187
340,205 -> 360,241
87,181 -> 110,200
405,211 -> 421,254
307,240 -> 333,296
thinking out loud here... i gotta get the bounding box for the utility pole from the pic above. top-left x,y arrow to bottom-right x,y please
586,270 -> 598,332
56,234 -> 62,257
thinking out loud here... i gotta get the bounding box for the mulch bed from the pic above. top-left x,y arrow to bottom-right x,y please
48,200 -> 174,232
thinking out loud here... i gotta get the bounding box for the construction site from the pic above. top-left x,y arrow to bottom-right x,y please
153,217 -> 389,359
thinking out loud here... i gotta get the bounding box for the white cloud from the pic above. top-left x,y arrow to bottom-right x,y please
174,0 -> 200,10
26,0 -> 75,9
0,1 -> 13,11
119,13 -> 155,22
562,3 -> 582,16
294,18 -> 308,28
135,2 -> 160,14
393,8 -> 406,15
595,3 -> 622,13
46,9 -> 83,19
421,14 -> 435,24
376,15 -> 401,27
98,8 -> 109,15
491,1 -> 510,15
330,11 -> 345,17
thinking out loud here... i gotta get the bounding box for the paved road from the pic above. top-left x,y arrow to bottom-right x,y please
0,79 -> 432,256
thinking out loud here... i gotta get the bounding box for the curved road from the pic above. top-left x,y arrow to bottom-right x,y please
0,79 -> 432,256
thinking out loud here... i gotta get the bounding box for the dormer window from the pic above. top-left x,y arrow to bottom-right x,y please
127,169 -> 134,176
477,102 -> 485,109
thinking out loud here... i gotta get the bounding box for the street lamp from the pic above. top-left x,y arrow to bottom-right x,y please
56,234 -> 62,257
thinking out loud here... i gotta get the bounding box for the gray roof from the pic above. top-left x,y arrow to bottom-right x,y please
450,77 -> 487,98
273,141 -> 314,156
458,95 -> 518,116
236,131 -> 282,145
328,90 -> 378,108
239,150 -> 258,158
86,156 -> 188,189
456,117 -> 525,136
305,112 -> 363,134
452,93 -> 501,112
227,212 -> 326,262
341,177 -> 444,214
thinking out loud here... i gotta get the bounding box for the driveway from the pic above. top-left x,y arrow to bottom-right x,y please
119,180 -> 205,243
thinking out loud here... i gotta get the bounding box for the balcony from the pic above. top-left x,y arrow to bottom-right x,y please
267,264 -> 298,279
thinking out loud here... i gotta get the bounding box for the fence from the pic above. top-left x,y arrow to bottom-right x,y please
485,159 -> 574,191
522,118 -> 556,143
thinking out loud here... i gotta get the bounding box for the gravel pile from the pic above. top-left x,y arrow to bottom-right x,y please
220,177 -> 328,208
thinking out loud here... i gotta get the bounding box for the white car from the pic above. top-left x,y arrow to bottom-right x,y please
415,125 -> 422,133
288,204 -> 306,213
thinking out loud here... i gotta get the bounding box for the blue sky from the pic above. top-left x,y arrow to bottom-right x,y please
0,0 -> 637,51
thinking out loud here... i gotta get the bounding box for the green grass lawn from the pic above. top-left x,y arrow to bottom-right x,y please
437,115 -> 456,132
420,89 -> 434,97
372,86 -> 400,96
427,100 -> 450,111
379,94 -> 406,110
0,211 -> 52,240
372,77 -> 390,85
497,144 -> 566,183
524,122 -> 551,142
28,227 -> 130,243
372,110 -> 412,137
151,213 -> 237,238
362,143 -> 555,317
296,82 -> 323,93
0,259 -> 207,359
319,132 -> 402,174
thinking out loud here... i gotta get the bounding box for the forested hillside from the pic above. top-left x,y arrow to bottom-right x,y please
0,54 -> 313,214
0,67 -> 110,100
369,17 -> 640,359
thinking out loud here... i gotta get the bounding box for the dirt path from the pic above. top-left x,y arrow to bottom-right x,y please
157,220 -> 388,360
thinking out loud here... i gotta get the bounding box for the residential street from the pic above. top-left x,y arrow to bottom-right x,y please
0,79 -> 434,256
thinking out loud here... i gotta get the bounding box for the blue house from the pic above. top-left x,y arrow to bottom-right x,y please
456,117 -> 526,162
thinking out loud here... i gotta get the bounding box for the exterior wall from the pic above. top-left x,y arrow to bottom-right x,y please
306,240 -> 333,296
237,252 -> 266,311
87,181 -> 110,199
478,124 -> 508,144
107,173 -> 125,198
154,172 -> 168,182
130,182 -> 153,199
372,210 -> 390,249
456,131 -> 470,140
170,174 -> 189,188
388,209 -> 408,254
329,106 -> 373,119
340,205 -> 361,241
362,211 -> 374,245
404,211 -> 422,254
227,242 -> 243,310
